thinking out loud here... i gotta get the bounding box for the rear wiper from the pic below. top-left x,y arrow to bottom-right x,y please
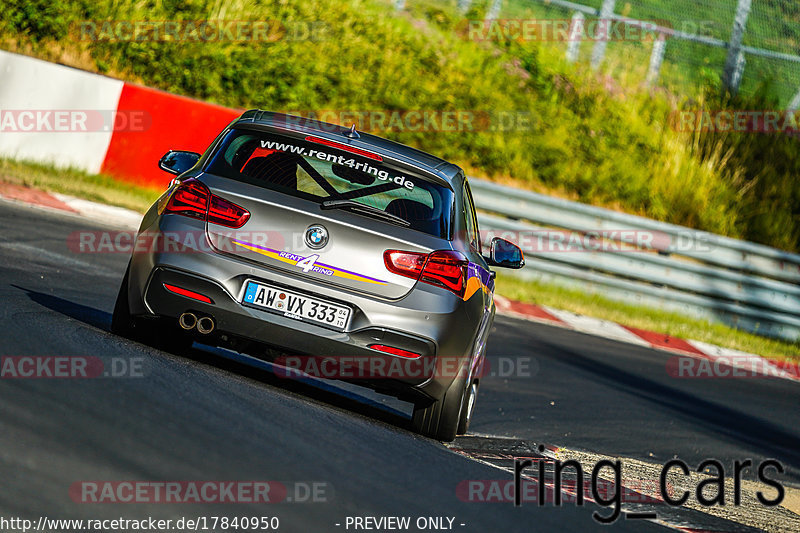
320,199 -> 411,227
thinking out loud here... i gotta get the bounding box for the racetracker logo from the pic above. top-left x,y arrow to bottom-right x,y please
0,356 -> 144,379
666,356 -> 800,380
67,231 -> 286,254
73,20 -> 328,42
459,18 -> 669,42
478,229 -> 713,254
0,110 -> 150,132
669,110 -> 800,134
273,355 -> 535,380
69,481 -> 330,503
457,479 -> 665,505
275,110 -> 535,133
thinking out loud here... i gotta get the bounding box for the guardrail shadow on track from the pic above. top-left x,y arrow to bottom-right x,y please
11,284 -> 112,331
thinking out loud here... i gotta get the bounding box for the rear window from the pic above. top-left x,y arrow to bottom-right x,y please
205,129 -> 453,238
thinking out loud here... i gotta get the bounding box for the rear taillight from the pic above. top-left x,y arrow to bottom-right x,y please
384,250 -> 427,279
164,179 -> 208,220
383,249 -> 468,298
368,344 -> 421,359
208,194 -> 250,228
164,179 -> 250,229
421,251 -> 468,297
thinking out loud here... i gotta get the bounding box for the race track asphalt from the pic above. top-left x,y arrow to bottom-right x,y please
1,199 -> 797,532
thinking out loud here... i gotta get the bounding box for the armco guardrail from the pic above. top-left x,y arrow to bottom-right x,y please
470,178 -> 800,342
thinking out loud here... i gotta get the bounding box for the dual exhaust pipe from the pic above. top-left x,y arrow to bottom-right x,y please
179,312 -> 215,334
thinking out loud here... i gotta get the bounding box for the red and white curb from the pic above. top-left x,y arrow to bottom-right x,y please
0,183 -> 141,230
50,193 -> 142,230
0,49 -> 238,189
493,295 -> 800,383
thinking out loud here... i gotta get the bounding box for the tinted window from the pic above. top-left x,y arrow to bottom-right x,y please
463,181 -> 481,253
206,129 -> 453,238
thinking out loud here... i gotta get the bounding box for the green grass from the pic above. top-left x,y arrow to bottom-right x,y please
495,273 -> 800,362
0,158 -> 159,213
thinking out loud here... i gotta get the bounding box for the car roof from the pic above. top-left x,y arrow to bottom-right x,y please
233,109 -> 464,187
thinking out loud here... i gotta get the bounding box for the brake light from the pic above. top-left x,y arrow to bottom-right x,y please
421,251 -> 468,297
163,283 -> 213,304
384,250 -> 427,279
369,344 -> 421,359
164,179 -> 250,228
209,194 -> 250,228
164,179 -> 208,220
305,135 -> 383,161
383,249 -> 468,297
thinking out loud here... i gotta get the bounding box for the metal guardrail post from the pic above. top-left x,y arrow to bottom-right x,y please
566,12 -> 585,63
731,51 -> 747,92
591,0 -> 616,70
530,0 -> 800,108
486,0 -> 502,21
647,33 -> 667,86
788,88 -> 800,112
723,0 -> 752,94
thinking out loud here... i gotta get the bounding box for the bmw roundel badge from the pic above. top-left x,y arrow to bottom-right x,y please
305,224 -> 328,249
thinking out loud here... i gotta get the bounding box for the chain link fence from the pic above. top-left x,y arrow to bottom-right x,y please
408,0 -> 800,107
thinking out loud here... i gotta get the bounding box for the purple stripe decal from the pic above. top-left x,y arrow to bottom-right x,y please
315,260 -> 386,283
232,239 -> 387,284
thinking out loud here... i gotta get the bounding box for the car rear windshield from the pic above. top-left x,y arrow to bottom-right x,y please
205,129 -> 453,238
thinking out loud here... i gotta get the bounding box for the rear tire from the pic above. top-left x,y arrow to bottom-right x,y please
457,380 -> 479,435
411,374 -> 467,442
111,261 -> 193,353
111,262 -> 137,339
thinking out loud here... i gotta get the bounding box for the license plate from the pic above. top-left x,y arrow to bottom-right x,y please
242,281 -> 350,330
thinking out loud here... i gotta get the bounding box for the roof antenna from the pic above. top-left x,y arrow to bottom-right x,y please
343,124 -> 360,139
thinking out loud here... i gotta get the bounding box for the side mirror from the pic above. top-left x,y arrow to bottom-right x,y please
485,237 -> 525,269
158,150 -> 201,175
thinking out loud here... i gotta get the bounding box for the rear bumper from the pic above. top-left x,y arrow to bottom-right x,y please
126,216 -> 484,401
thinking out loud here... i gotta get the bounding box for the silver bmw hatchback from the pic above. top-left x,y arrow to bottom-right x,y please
111,110 -> 524,441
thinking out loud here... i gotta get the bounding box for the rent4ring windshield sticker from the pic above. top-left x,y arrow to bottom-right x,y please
258,139 -> 416,190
